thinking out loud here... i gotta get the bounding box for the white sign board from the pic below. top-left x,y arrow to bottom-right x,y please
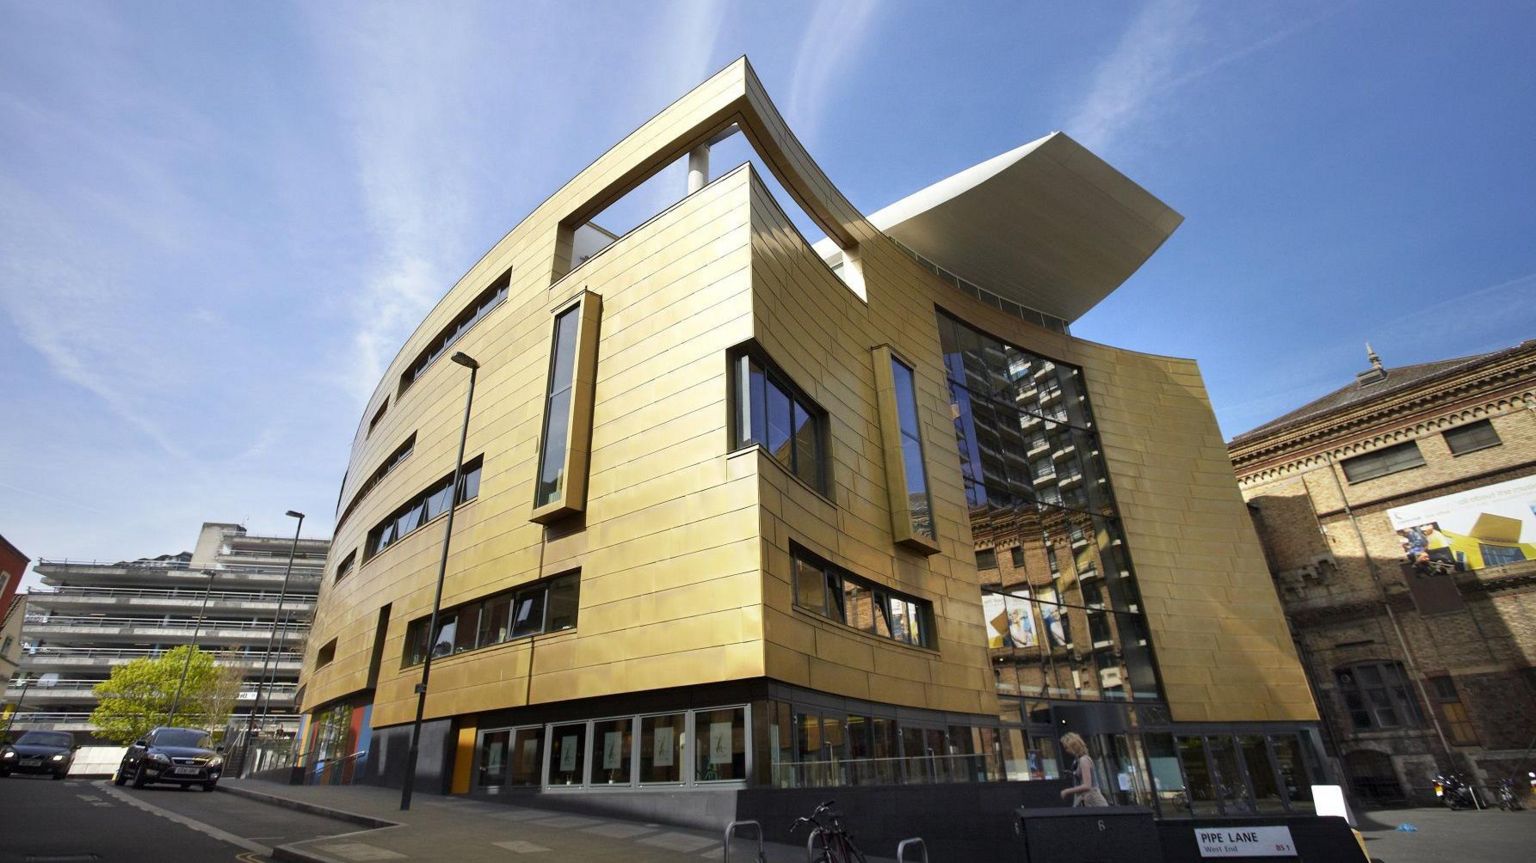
1195,826 -> 1297,858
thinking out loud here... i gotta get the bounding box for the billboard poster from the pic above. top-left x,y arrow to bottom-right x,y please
1387,475 -> 1536,573
983,591 -> 1039,648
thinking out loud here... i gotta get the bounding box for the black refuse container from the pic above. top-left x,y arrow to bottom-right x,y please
1014,806 -> 1161,863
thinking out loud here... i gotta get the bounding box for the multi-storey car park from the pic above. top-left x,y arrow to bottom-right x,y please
10,522 -> 328,750
295,58 -> 1330,851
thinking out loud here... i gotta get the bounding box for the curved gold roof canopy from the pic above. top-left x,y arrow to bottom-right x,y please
848,132 -> 1184,324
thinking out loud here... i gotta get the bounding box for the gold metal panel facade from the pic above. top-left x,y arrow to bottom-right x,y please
301,56 -> 1312,734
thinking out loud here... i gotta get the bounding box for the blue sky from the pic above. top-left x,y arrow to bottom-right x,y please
2,1 -> 1533,581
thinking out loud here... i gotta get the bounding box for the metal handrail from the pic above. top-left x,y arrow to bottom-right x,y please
20,646 -> 301,660
896,838 -> 929,863
25,615 -> 309,631
36,557 -> 191,570
723,820 -> 764,863
29,586 -> 317,603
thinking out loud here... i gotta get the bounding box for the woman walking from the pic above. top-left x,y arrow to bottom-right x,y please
1058,732 -> 1109,807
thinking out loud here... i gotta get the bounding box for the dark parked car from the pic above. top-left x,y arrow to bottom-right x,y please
0,730 -> 77,779
114,727 -> 223,791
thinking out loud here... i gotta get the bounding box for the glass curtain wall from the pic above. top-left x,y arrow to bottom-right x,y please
937,311 -> 1161,705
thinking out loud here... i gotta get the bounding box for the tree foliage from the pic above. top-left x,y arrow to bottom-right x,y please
89,646 -> 226,744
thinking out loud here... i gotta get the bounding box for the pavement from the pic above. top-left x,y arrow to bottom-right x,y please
1357,805 -> 1534,863
216,778 -> 878,863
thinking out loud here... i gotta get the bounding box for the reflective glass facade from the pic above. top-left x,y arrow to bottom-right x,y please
938,312 -> 1160,704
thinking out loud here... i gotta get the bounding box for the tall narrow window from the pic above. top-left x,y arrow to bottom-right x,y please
874,347 -> 938,552
532,292 -> 602,523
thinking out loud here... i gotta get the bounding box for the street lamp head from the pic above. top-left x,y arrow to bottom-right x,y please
286,510 -> 304,519
450,352 -> 479,370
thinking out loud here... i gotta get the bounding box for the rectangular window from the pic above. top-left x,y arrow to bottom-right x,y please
365,456 -> 482,560
1443,419 -> 1501,456
792,546 -> 934,648
1428,675 -> 1478,745
333,550 -> 357,584
315,638 -> 337,668
399,269 -> 510,396
336,433 -> 417,532
532,292 -> 602,523
975,548 -> 997,571
1341,441 -> 1425,483
1335,661 -> 1423,730
593,718 -> 633,786
401,571 -> 579,666
874,348 -> 938,551
367,399 -> 389,437
731,350 -> 828,494
1010,547 -> 1025,568
640,713 -> 686,784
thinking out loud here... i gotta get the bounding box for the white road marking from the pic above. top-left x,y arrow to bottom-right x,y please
494,839 -> 551,853
98,781 -> 270,855
312,842 -> 407,860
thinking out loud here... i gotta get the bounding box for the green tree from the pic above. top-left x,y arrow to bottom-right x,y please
90,646 -> 222,744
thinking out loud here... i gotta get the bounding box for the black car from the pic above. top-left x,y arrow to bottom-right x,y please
0,730 -> 77,779
114,727 -> 223,791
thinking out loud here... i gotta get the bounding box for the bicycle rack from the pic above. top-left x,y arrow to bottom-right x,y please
723,819 -> 765,863
897,837 -> 929,863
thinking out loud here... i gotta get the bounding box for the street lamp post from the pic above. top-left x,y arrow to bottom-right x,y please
241,510 -> 304,774
4,679 -> 32,741
401,351 -> 479,811
167,570 -> 216,726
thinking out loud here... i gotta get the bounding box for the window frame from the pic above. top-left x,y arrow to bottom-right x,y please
333,549 -> 357,584
531,291 -> 603,524
364,455 -> 483,562
1340,441 -> 1426,483
729,346 -> 830,495
1334,661 -> 1423,731
1442,419 -> 1501,456
337,433 -> 417,533
791,545 -> 935,649
398,269 -> 511,397
874,346 -> 939,553
401,571 -> 580,667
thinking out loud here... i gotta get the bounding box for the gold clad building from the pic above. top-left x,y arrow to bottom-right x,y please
297,58 -> 1321,820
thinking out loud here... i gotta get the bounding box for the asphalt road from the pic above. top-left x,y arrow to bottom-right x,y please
0,774 -> 357,862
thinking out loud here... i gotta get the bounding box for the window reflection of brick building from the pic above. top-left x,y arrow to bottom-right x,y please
1230,340 -> 1536,804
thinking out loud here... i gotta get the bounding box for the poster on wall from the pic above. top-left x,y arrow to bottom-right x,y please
983,593 -> 1008,648
1387,475 -> 1536,573
983,592 -> 1039,648
653,727 -> 675,767
559,735 -> 578,772
602,732 -> 623,770
1038,588 -> 1071,648
1006,595 -> 1038,648
709,722 -> 733,765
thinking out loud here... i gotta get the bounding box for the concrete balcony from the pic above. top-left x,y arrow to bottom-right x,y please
4,682 -> 299,706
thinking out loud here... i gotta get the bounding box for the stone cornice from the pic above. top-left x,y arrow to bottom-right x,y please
1231,350 -> 1536,484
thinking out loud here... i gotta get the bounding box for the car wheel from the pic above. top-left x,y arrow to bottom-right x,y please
131,765 -> 148,788
52,771 -> 67,780
112,767 -> 127,786
202,781 -> 217,792
0,769 -> 10,778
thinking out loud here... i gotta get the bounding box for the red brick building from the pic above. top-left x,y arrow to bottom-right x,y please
1229,341 -> 1536,803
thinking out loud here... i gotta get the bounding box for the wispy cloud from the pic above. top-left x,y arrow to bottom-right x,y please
785,0 -> 881,149
1065,0 -> 1202,152
302,4 -> 498,402
1067,1 -> 1343,152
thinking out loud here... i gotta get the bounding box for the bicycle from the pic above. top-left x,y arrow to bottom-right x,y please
790,799 -> 868,863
